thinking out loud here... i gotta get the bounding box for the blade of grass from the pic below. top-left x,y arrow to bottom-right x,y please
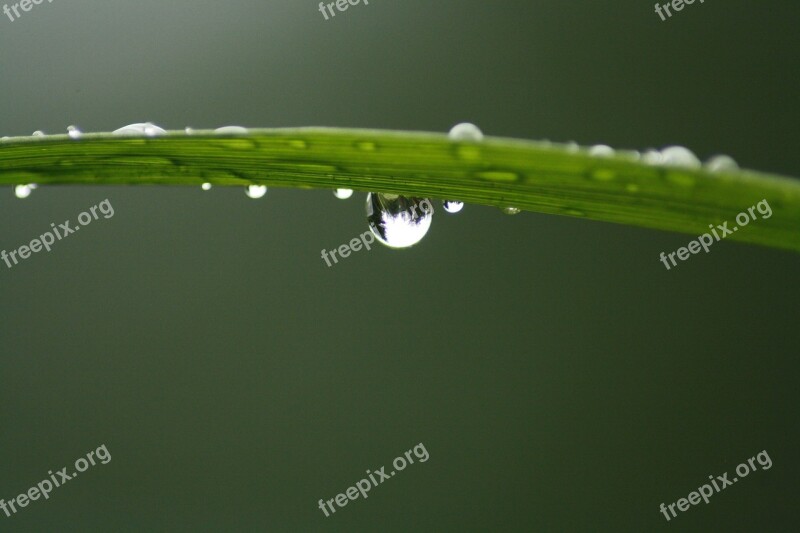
1,127 -> 798,252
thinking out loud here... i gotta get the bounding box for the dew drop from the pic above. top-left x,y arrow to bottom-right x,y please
113,122 -> 167,137
185,127 -> 196,135
32,130 -> 45,137
14,184 -> 37,199
502,206 -> 521,215
215,126 -> 249,135
442,200 -> 464,214
201,183 -> 212,191
588,144 -> 615,157
333,188 -> 353,200
245,185 -> 267,199
448,122 -> 484,142
366,193 -> 433,249
704,155 -> 739,172
67,126 -> 82,139
660,146 -> 701,168
642,149 -> 663,165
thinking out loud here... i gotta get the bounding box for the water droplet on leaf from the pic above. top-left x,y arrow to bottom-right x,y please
14,184 -> 37,199
67,126 -> 82,139
448,123 -> 484,142
660,146 -> 701,168
215,126 -> 249,135
245,185 -> 267,199
201,183 -> 212,191
704,155 -> 739,172
442,200 -> 464,213
366,193 -> 433,249
589,145 -> 615,157
113,123 -> 167,137
333,188 -> 353,200
502,206 -> 521,215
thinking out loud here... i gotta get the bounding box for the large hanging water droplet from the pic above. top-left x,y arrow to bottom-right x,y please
704,155 -> 739,172
366,193 -> 433,249
245,185 -> 267,199
333,188 -> 353,200
67,126 -> 82,139
660,146 -> 701,168
448,123 -> 484,142
14,184 -> 37,199
442,200 -> 464,214
113,122 -> 167,137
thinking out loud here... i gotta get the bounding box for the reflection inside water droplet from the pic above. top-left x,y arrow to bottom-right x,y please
245,185 -> 267,199
14,184 -> 37,199
113,122 -> 167,137
442,200 -> 464,213
366,193 -> 433,249
333,188 -> 353,200
448,122 -> 483,142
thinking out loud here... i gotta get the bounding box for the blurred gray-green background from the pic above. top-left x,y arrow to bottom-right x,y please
1,0 -> 798,531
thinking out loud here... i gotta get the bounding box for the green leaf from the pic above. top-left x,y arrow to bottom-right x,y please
1,128 -> 798,252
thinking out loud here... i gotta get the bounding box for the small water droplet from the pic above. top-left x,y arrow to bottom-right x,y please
333,188 -> 353,200
588,145 -> 615,157
215,126 -> 249,135
448,123 -> 484,142
113,122 -> 167,137
14,184 -> 37,199
185,127 -> 196,135
564,141 -> 580,152
67,126 -> 82,139
201,183 -> 212,191
642,149 -> 663,165
245,185 -> 267,199
660,146 -> 701,168
443,200 -> 464,214
366,193 -> 433,249
32,130 -> 45,137
704,155 -> 739,172
502,206 -> 521,215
